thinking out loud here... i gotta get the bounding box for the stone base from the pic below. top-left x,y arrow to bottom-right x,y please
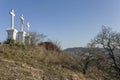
6,28 -> 18,40
25,36 -> 31,45
17,31 -> 26,44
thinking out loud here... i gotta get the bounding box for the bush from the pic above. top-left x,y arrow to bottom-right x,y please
38,41 -> 61,51
4,39 -> 15,46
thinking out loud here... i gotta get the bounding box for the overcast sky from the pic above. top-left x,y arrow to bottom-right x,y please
0,0 -> 120,49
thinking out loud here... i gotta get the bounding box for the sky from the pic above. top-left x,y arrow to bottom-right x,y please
0,0 -> 120,49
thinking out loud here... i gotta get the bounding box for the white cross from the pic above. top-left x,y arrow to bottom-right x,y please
9,9 -> 15,29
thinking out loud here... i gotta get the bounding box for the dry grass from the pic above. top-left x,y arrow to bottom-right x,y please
0,44 -> 115,80
0,45 -> 85,80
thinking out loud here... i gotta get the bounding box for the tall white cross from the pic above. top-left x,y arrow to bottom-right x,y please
26,22 -> 30,36
20,15 -> 24,31
9,9 -> 15,29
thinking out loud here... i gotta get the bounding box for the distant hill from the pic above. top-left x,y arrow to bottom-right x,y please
64,47 -> 89,53
64,47 -> 120,55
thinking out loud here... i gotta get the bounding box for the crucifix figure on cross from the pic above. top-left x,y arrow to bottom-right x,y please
26,22 -> 30,36
20,15 -> 24,31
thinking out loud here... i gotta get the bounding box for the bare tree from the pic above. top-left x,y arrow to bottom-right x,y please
30,32 -> 47,45
93,26 -> 120,77
72,44 -> 102,75
81,42 -> 100,74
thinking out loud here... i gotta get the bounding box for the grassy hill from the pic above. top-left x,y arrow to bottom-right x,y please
0,45 -> 86,80
0,44 -> 116,80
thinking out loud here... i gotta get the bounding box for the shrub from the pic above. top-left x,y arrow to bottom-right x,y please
38,41 -> 60,51
4,39 -> 15,46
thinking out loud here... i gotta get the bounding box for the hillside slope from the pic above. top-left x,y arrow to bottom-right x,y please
0,45 -> 86,80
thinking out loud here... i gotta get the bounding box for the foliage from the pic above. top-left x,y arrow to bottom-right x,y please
4,38 -> 16,46
38,41 -> 61,51
4,39 -> 26,49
